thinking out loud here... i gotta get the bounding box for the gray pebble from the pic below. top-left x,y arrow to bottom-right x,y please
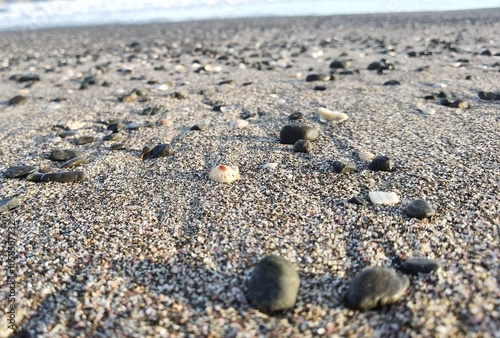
150,144 -> 175,158
59,130 -> 78,138
402,258 -> 441,275
76,136 -> 96,145
368,155 -> 393,172
4,165 -> 37,178
8,95 -> 28,106
0,197 -> 20,213
59,156 -> 88,169
346,267 -> 409,310
347,196 -> 368,205
40,171 -> 85,183
280,125 -> 319,144
293,139 -> 313,153
248,255 -> 300,312
332,160 -> 357,174
111,143 -> 126,151
288,112 -> 304,120
49,149 -> 84,161
405,199 -> 435,219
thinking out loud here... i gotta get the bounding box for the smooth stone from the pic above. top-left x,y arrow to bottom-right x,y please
150,144 -> 174,158
75,136 -> 96,145
293,139 -> 313,153
59,156 -> 87,169
329,60 -> 350,69
348,196 -> 368,206
103,133 -> 121,141
49,149 -> 84,161
17,74 -> 41,82
26,172 -> 44,182
313,85 -> 327,91
367,59 -> 394,71
191,124 -> 207,131
8,95 -> 28,105
141,105 -> 167,116
402,258 -> 441,275
0,197 -> 20,213
107,122 -> 123,133
140,146 -> 152,160
368,191 -> 400,205
478,91 -> 500,101
59,130 -> 78,138
346,267 -> 409,310
280,125 -> 319,144
368,156 -> 393,171
41,171 -> 85,183
110,143 -> 126,151
332,160 -> 357,174
383,80 -> 401,86
305,73 -> 330,82
405,199 -> 435,219
288,112 -> 304,120
126,122 -> 139,130
4,165 -> 37,178
248,255 -> 300,312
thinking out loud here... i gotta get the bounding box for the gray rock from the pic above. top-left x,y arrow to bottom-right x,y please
75,136 -> 96,145
248,255 -> 300,312
293,139 -> 313,153
347,196 -> 368,205
346,267 -> 409,310
405,199 -> 435,219
110,143 -> 126,151
26,172 -> 44,182
280,125 -> 319,144
59,130 -> 78,138
103,133 -> 121,141
402,258 -> 441,275
49,149 -> 84,161
8,95 -> 28,106
332,160 -> 357,174
150,144 -> 174,158
41,171 -> 85,183
59,156 -> 87,169
0,197 -> 20,213
478,91 -> 500,101
368,156 -> 393,172
4,165 -> 37,178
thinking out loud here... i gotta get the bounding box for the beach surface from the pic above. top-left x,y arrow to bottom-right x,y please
1,9 -> 499,337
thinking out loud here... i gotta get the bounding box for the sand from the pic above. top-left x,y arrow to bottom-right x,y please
0,9 -> 499,337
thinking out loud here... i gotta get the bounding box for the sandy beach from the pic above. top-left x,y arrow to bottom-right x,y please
1,9 -> 499,337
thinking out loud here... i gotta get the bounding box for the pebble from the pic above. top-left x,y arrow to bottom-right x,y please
230,119 -> 249,129
59,130 -> 78,138
139,146 -> 152,160
313,85 -> 327,91
478,91 -> 500,101
119,89 -> 142,102
305,73 -> 330,82
4,165 -> 37,178
158,118 -> 173,126
248,255 -> 300,312
26,172 -> 44,182
358,150 -> 375,161
190,124 -> 207,131
368,191 -> 400,205
329,60 -> 350,69
383,80 -> 401,86
103,133 -> 121,141
346,267 -> 409,310
75,136 -> 96,145
261,162 -> 278,170
332,160 -> 357,174
212,105 -> 230,113
208,164 -> 240,183
402,258 -> 441,275
49,149 -> 84,161
66,121 -> 86,130
0,197 -> 20,213
439,98 -> 469,109
15,73 -> 41,82
110,143 -> 126,151
293,139 -> 313,153
288,112 -> 304,120
280,125 -> 319,144
59,156 -> 88,169
404,199 -> 436,219
318,107 -> 348,123
141,105 -> 167,115
107,122 -> 123,133
125,122 -> 139,130
367,59 -> 394,72
368,155 -> 393,171
40,171 -> 85,183
347,195 -> 368,205
149,144 -> 175,158
8,95 -> 28,105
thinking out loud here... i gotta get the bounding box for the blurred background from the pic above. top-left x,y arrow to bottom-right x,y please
0,0 -> 499,31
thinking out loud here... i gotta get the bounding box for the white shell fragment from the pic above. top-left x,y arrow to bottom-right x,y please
230,119 -> 249,129
369,191 -> 400,205
358,151 -> 375,161
318,107 -> 349,123
261,162 -> 278,170
66,121 -> 86,130
208,164 -> 240,183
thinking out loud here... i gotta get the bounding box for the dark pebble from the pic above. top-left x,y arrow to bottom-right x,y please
332,160 -> 357,174
4,165 -> 37,178
59,156 -> 87,169
368,59 -> 394,72
329,60 -> 350,69
402,258 -> 441,275
150,144 -> 174,158
107,122 -> 123,133
293,139 -> 313,153
191,124 -> 207,131
9,95 -> 28,105
41,171 -> 85,183
313,85 -> 327,91
212,105 -> 229,112
288,112 -> 304,120
248,255 -> 300,312
59,130 -> 78,138
424,95 -> 436,100
217,79 -> 233,85
383,80 -> 401,86
111,143 -> 126,151
76,136 -> 96,145
141,105 -> 167,116
346,267 -> 409,310
404,199 -> 435,219
478,91 -> 500,101
140,146 -> 152,160
480,49 -> 492,56
368,156 -> 393,172
171,91 -> 187,99
347,196 -> 368,206
280,125 -> 319,144
305,74 -> 330,82
0,197 -> 20,213
103,133 -> 121,141
26,172 -> 44,182
49,149 -> 84,161
17,74 -> 41,82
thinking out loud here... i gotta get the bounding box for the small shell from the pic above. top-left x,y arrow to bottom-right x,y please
208,164 -> 240,183
230,119 -> 249,129
358,151 -> 375,161
432,82 -> 447,88
261,162 -> 278,170
369,191 -> 400,205
318,107 -> 348,123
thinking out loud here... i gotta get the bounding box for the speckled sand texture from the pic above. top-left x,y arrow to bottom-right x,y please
0,9 -> 499,337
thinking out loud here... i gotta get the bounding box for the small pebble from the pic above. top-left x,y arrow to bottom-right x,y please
103,133 -> 121,141
59,130 -> 78,138
0,197 -> 20,212
190,124 -> 207,131
404,199 -> 436,219
305,73 -> 330,82
231,119 -> 249,129
293,139 -> 313,153
141,105 -> 167,116
358,151 -> 375,161
49,149 -> 84,161
150,144 -> 174,158
478,91 -> 500,101
59,156 -> 88,169
318,107 -> 348,123
332,160 -> 357,174
110,143 -> 126,151
288,112 -> 304,120
140,146 -> 152,160
40,171 -> 85,183
368,155 -> 393,171
4,165 -> 37,178
158,118 -> 173,126
261,162 -> 278,170
75,136 -> 96,145
280,125 -> 319,144
347,196 -> 368,205
8,95 -> 28,105
208,164 -> 240,183
66,121 -> 86,130
346,267 -> 409,310
107,122 -> 123,133
402,258 -> 441,275
248,255 -> 300,312
383,80 -> 401,86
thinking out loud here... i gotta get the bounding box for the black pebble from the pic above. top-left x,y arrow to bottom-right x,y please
383,80 -> 401,86
41,171 -> 85,183
280,125 -> 319,144
478,91 -> 500,101
404,199 -> 435,219
368,156 -> 393,171
332,160 -> 357,174
348,196 -> 368,205
150,144 -> 174,158
402,258 -> 441,275
288,112 -> 304,120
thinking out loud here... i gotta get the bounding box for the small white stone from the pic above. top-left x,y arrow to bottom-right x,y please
432,82 -> 447,88
230,119 -> 249,129
208,164 -> 240,183
318,107 -> 348,123
358,151 -> 375,161
369,191 -> 400,205
152,84 -> 169,91
66,121 -> 86,130
421,108 -> 436,115
261,162 -> 278,170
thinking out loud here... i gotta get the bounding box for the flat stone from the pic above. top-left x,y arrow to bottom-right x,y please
305,73 -> 330,82
40,171 -> 85,183
346,267 -> 409,310
478,91 -> 500,101
59,156 -> 87,169
248,255 -> 300,312
293,139 -> 313,153
405,199 -> 435,219
0,197 -> 20,212
368,156 -> 393,172
17,74 -> 41,82
288,112 -> 304,120
280,125 -> 319,144
329,60 -> 350,69
26,172 -> 44,182
49,149 -> 84,161
103,133 -> 121,141
402,258 -> 441,275
75,136 -> 96,145
4,165 -> 37,178
59,130 -> 78,138
332,160 -> 357,174
110,143 -> 126,151
8,95 -> 28,105
383,80 -> 401,86
150,144 -> 174,158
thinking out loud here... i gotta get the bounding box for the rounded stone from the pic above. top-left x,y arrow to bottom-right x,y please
288,112 -> 304,120
248,255 -> 300,312
346,267 -> 409,310
110,143 -> 126,151
368,155 -> 393,171
59,156 -> 87,169
402,258 -> 441,275
405,199 -> 435,219
150,144 -> 174,158
41,171 -> 85,183
0,197 -> 20,213
280,125 -> 318,144
107,122 -> 123,133
293,139 -> 313,153
75,136 -> 96,145
8,95 -> 28,106
332,160 -> 357,174
4,165 -> 37,178
49,149 -> 84,161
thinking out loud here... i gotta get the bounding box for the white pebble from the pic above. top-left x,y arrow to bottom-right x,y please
230,119 -> 249,129
208,164 -> 240,183
358,150 -> 375,161
369,191 -> 400,205
66,121 -> 86,130
432,82 -> 447,88
318,107 -> 349,123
